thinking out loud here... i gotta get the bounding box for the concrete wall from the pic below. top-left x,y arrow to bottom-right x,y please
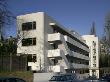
17,12 -> 45,71
82,35 -> 99,78
33,73 -> 89,82
34,73 -> 57,82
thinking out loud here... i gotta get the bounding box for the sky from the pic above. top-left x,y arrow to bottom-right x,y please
6,0 -> 110,37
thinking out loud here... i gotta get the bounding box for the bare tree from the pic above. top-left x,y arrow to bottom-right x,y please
0,0 -> 14,40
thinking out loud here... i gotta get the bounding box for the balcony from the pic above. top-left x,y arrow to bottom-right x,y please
90,67 -> 99,70
48,65 -> 65,73
71,51 -> 89,60
71,63 -> 89,69
49,23 -> 85,44
48,49 -> 64,58
64,36 -> 89,52
48,49 -> 70,69
48,33 -> 63,43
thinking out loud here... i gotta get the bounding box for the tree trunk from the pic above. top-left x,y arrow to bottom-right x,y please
9,53 -> 12,72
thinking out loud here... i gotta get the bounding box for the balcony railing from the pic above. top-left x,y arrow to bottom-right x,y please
48,49 -> 64,58
64,36 -> 89,52
70,63 -> 89,69
71,51 -> 89,60
48,33 -> 63,43
48,49 -> 70,69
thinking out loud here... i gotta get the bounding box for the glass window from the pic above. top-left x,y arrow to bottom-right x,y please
50,76 -> 67,81
33,38 -> 36,45
27,54 -> 37,62
22,21 -> 36,31
32,54 -> 37,62
27,55 -> 32,62
22,38 -> 36,46
93,56 -> 96,60
33,22 -> 36,29
65,75 -> 73,80
93,64 -> 96,67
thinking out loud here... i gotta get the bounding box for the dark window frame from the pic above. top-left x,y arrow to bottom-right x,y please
22,21 -> 36,31
22,38 -> 36,46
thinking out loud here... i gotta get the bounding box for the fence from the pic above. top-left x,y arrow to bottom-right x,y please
0,55 -> 27,72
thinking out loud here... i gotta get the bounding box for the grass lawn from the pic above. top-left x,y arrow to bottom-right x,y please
0,71 -> 33,82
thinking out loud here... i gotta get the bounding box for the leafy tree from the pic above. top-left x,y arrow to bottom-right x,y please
100,36 -> 110,67
99,12 -> 110,68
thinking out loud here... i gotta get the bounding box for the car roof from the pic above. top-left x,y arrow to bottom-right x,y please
0,77 -> 24,80
52,74 -> 74,77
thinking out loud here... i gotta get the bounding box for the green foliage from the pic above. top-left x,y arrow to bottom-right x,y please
0,36 -> 16,56
100,37 -> 110,67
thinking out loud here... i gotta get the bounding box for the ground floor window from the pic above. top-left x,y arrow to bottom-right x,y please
27,54 -> 37,62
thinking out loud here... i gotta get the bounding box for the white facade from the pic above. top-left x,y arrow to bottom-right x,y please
17,12 -> 89,76
82,35 -> 99,78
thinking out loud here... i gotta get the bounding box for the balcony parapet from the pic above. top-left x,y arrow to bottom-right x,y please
64,36 -> 89,52
48,49 -> 64,58
71,51 -> 89,60
48,33 -> 63,43
47,65 -> 65,73
70,63 -> 89,69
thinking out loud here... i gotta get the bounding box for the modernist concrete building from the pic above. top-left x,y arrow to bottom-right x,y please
17,12 -> 90,77
82,35 -> 99,78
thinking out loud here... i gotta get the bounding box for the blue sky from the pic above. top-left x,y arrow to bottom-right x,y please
7,0 -> 110,37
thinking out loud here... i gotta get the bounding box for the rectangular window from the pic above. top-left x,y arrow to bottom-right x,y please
22,38 -> 36,46
93,56 -> 96,60
93,64 -> 96,67
33,21 -> 36,29
27,54 -> 37,62
27,55 -> 32,62
32,54 -> 37,62
22,21 -> 36,31
50,43 -> 58,49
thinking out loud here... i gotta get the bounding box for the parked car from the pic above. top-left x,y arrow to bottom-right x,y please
100,74 -> 110,82
0,77 -> 26,82
83,76 -> 99,82
49,74 -> 80,82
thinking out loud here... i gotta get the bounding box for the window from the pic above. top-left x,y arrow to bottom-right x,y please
27,54 -> 37,62
93,41 -> 96,48
93,48 -> 96,54
22,38 -> 36,46
33,21 -> 36,29
50,43 -> 58,49
27,55 -> 32,62
32,54 -> 37,62
93,56 -> 96,60
93,64 -> 96,67
22,21 -> 36,31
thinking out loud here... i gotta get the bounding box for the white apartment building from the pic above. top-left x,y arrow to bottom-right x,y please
82,35 -> 99,78
17,12 -> 90,76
